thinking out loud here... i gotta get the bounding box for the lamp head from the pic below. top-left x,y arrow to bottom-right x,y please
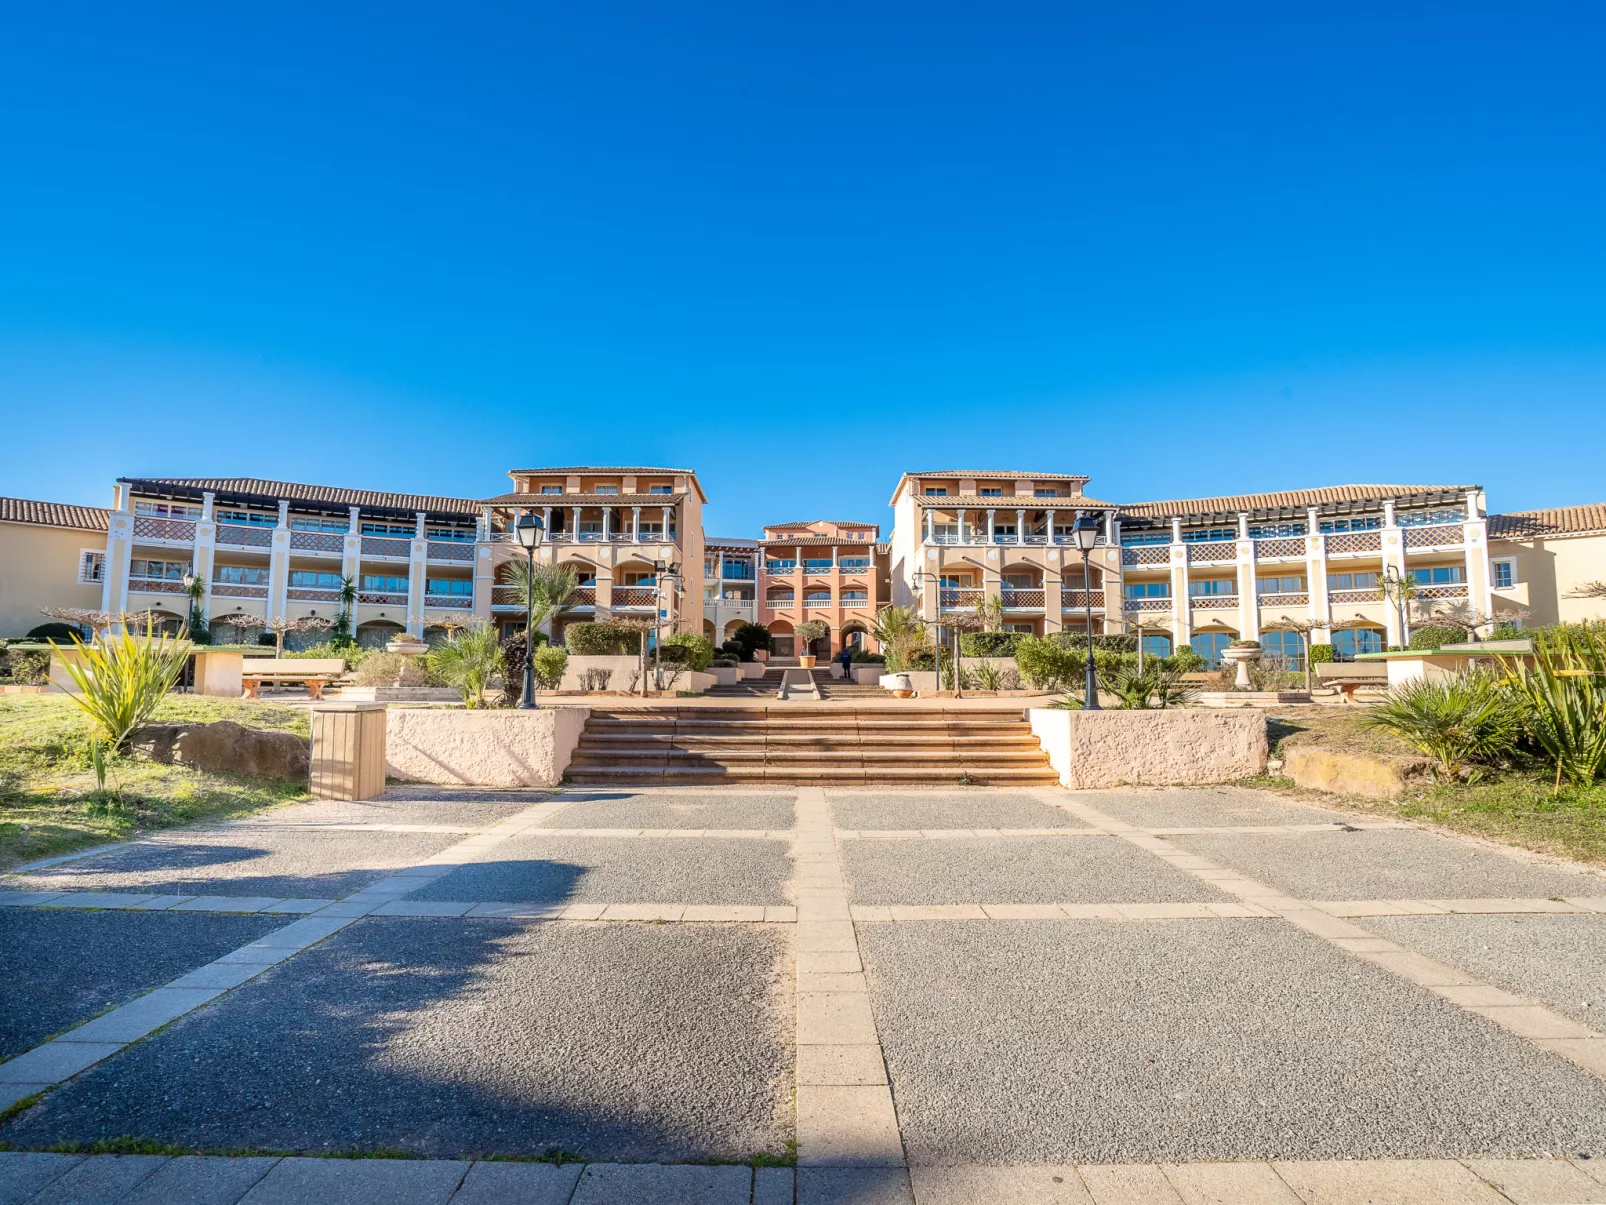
514,512 -> 544,550
182,572 -> 196,590
1070,514 -> 1101,552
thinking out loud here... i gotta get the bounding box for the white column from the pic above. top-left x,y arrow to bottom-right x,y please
571,507 -> 581,541
543,506 -> 552,538
661,505 -> 671,540
1307,506 -> 1329,637
1381,497 -> 1406,646
1103,511 -> 1115,543
1463,489 -> 1492,632
632,506 -> 641,542
957,509 -> 968,544
602,508 -> 610,540
924,510 -> 934,543
103,484 -> 134,619
1016,509 -> 1026,543
1170,518 -> 1189,651
986,509 -> 996,544
266,500 -> 292,620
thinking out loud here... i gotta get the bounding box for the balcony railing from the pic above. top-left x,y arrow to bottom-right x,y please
491,586 -> 521,608
424,595 -> 473,610
133,516 -> 197,543
939,588 -> 983,608
611,587 -> 657,607
1190,594 -> 1239,609
128,577 -> 187,595
765,562 -> 797,574
1326,530 -> 1381,555
1123,597 -> 1171,612
1060,590 -> 1102,610
1329,587 -> 1383,603
1403,524 -> 1464,549
1122,546 -> 1170,567
361,536 -> 412,559
706,599 -> 756,616
290,530 -> 345,554
212,583 -> 269,599
217,524 -> 273,548
720,564 -> 756,580
428,541 -> 474,562
838,559 -> 871,571
1187,543 -> 1236,564
1257,592 -> 1310,607
766,595 -> 796,607
925,532 -> 1108,547
569,587 -> 597,607
1414,583 -> 1470,600
287,587 -> 341,603
358,590 -> 407,606
1002,588 -> 1044,609
1254,537 -> 1308,560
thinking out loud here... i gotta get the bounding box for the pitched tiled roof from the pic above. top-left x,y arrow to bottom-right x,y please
509,466 -> 696,475
763,520 -> 879,532
914,495 -> 1117,508
760,535 -> 882,547
1119,484 -> 1476,520
481,492 -> 688,507
126,477 -> 479,517
1489,504 -> 1606,540
0,496 -> 110,531
912,470 -> 1091,481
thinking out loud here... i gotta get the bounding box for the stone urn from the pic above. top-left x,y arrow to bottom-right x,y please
1220,643 -> 1262,691
879,672 -> 914,699
384,634 -> 430,686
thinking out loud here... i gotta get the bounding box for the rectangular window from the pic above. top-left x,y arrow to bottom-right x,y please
839,558 -> 870,571
427,528 -> 473,542
594,486 -> 618,495
840,590 -> 868,602
129,558 -> 188,580
540,485 -> 563,494
1124,582 -> 1170,598
1492,559 -> 1515,589
1141,634 -> 1172,659
361,574 -> 408,592
648,486 -> 673,494
215,565 -> 270,585
1249,522 -> 1306,538
361,522 -> 413,536
1256,576 -> 1305,594
1328,572 -> 1380,590
1034,489 -> 1058,497
1409,566 -> 1466,585
217,509 -> 277,527
1121,532 -> 1170,546
135,501 -> 199,519
924,487 -> 948,496
1319,516 -> 1383,533
1333,628 -> 1385,660
426,578 -> 473,596
79,550 -> 106,584
1188,580 -> 1234,597
289,570 -> 342,589
290,517 -> 348,533
1181,528 -> 1237,543
1398,508 -> 1464,527
979,488 -> 1003,497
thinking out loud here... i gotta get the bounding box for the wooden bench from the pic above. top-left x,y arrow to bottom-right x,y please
241,658 -> 347,700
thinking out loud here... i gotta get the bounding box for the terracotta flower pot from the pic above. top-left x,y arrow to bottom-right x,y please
799,655 -> 817,669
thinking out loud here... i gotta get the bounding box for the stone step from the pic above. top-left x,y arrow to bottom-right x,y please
569,749 -> 1050,766
566,767 -> 1061,785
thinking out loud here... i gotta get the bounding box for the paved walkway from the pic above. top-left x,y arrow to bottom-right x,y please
3,784 -> 1606,1203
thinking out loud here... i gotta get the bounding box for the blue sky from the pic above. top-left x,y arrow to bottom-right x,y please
2,2 -> 1603,535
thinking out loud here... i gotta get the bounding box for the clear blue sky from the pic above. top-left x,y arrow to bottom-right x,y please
2,3 -> 1603,535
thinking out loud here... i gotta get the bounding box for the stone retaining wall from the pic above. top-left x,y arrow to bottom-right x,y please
385,707 -> 590,787
1282,745 -> 1433,799
1028,708 -> 1267,789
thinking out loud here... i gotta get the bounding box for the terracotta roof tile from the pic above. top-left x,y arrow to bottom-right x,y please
914,495 -> 1117,508
1119,484 -> 1477,520
508,466 -> 696,475
759,535 -> 882,547
763,520 -> 878,531
1489,504 -> 1606,539
911,470 -> 1091,481
128,477 -> 479,517
481,492 -> 688,507
0,496 -> 110,532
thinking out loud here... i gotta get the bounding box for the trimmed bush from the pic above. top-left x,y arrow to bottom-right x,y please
1308,643 -> 1336,664
566,621 -> 642,655
1165,645 -> 1207,673
1409,625 -> 1464,651
257,632 -> 276,647
728,623 -> 771,661
531,645 -> 569,689
5,649 -> 49,685
1015,635 -> 1081,691
1046,632 -> 1138,654
960,631 -> 1023,657
664,631 -> 715,671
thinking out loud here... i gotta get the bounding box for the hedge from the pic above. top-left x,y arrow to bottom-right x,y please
566,621 -> 643,655
1308,643 -> 1336,664
1408,625 -> 1464,651
960,631 -> 1023,657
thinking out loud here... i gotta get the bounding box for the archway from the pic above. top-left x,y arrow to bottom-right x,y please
356,620 -> 404,649
768,618 -> 795,659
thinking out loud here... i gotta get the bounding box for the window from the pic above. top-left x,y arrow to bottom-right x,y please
1124,582 -> 1170,598
766,560 -> 797,573
803,558 -> 834,571
1191,632 -> 1233,667
1249,522 -> 1305,538
129,558 -> 188,580
362,522 -> 413,536
594,486 -> 618,495
840,590 -> 868,603
1492,559 -> 1515,589
1141,634 -> 1171,659
1319,516 -> 1382,533
1003,622 -> 1035,632
217,509 -> 276,527
1328,571 -> 1380,590
1182,528 -> 1236,543
924,487 -> 949,496
1188,580 -> 1234,597
1409,566 -> 1466,585
1034,489 -> 1058,497
360,574 -> 408,592
135,501 -> 198,519
1261,630 -> 1306,666
540,485 -> 563,494
839,557 -> 870,570
980,488 -> 1003,497
1256,576 -> 1305,595
804,589 -> 832,604
79,550 -> 106,583
291,517 -> 349,534
1333,628 -> 1384,660
427,528 -> 473,542
1398,508 -> 1464,527
1122,532 -> 1170,546
215,565 -> 270,585
426,578 -> 473,596
290,571 -> 342,589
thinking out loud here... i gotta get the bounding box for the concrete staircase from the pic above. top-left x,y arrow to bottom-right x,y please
706,667 -> 884,701
565,705 -> 1058,785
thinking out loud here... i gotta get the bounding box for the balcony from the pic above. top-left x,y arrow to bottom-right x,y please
707,599 -> 756,618
128,577 -> 187,596
838,559 -> 871,571
720,564 -> 756,580
1257,592 -> 1310,607
1123,597 -> 1171,612
1325,530 -> 1382,556
1413,583 -> 1470,601
1190,594 -> 1239,610
424,595 -> 474,611
491,586 -> 521,609
358,591 -> 407,606
217,523 -> 273,549
287,587 -> 342,603
1122,545 -> 1170,567
1329,587 -> 1383,603
569,587 -> 597,608
1060,590 -> 1103,611
1254,537 -> 1308,560
361,535 -> 412,559
765,562 -> 798,574
427,540 -> 474,563
1186,542 -> 1236,564
611,587 -> 657,608
212,582 -> 269,600
939,588 -> 983,608
1002,588 -> 1044,610
1402,524 -> 1464,550
133,516 -> 197,544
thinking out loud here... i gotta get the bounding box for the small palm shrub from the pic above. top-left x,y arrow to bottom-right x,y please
428,624 -> 503,708
531,645 -> 569,689
1501,626 -> 1606,789
972,660 -> 1003,690
53,625 -> 192,752
1365,673 -> 1523,778
729,623 -> 771,660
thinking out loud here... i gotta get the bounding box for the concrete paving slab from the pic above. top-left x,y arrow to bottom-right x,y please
1272,1158 -> 1510,1204
537,791 -> 795,831
858,918 -> 1606,1164
839,837 -> 1228,906
1461,1158 -> 1606,1204
407,836 -> 792,906
1074,787 -> 1360,830
2,918 -> 793,1164
754,1167 -> 795,1205
237,1156 -> 469,1203
258,899 -> 337,913
1172,827 -> 1604,902
25,1153 -> 168,1204
569,1162 -> 751,1204
909,1165 -> 1091,1204
170,896 -> 283,913
251,794 -> 539,828
828,792 -> 1086,831
447,1161 -> 584,1205
48,893 -> 158,909
7,829 -> 464,901
0,1040 -> 124,1083
0,909 -> 283,1058
0,1153 -> 83,1205
1161,1161 -> 1299,1203
115,1156 -> 280,1205
1367,913 -> 1606,1028
1077,1164 -> 1183,1204
0,892 -> 66,907
797,1167 -> 914,1205
0,1083 -> 51,1110
67,988 -> 225,1044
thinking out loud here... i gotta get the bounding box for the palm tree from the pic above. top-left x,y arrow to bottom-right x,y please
503,560 -> 580,639
428,623 -> 504,709
871,605 -> 927,671
331,576 -> 358,647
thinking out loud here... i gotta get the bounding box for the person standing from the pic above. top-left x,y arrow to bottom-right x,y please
838,643 -> 854,681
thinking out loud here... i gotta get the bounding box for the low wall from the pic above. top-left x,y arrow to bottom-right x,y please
386,707 -> 590,787
1282,745 -> 1432,799
558,655 -> 641,692
1028,708 -> 1267,789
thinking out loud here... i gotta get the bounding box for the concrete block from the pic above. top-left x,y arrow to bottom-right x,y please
1272,1158 -> 1509,1204
237,1156 -> 470,1204
1029,708 -> 1267,789
67,989 -> 224,1043
386,707 -> 589,787
569,1163 -> 750,1204
450,1161 -> 584,1205
25,1154 -> 168,1204
0,1041 -> 124,1083
0,1153 -> 85,1205
1283,745 -> 1432,800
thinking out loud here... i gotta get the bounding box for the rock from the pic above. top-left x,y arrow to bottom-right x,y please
129,723 -> 205,764
1282,745 -> 1433,799
171,720 -> 310,781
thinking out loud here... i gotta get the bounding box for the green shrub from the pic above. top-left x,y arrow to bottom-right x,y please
1047,632 -> 1138,654
1163,646 -> 1207,673
664,631 -> 715,671
5,649 -> 49,685
53,628 -> 191,753
27,623 -> 82,642
728,623 -> 771,660
531,645 -> 569,689
428,624 -> 504,708
1408,625 -> 1464,651
849,649 -> 884,663
711,656 -> 739,668
566,621 -> 642,655
1501,626 -> 1606,787
256,632 -> 276,647
1015,635 -> 1082,691
795,620 -> 831,650
1365,672 -> 1523,777
1490,622 -> 1525,640
287,642 -> 367,670
353,652 -> 440,687
1308,643 -> 1336,664
960,631 -> 1022,657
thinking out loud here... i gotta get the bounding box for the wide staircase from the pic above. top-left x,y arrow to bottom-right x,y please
566,705 -> 1058,785
707,666 -> 885,700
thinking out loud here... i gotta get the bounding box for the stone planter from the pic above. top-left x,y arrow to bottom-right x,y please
739,661 -> 766,680
1220,645 -> 1262,691
799,655 -> 817,669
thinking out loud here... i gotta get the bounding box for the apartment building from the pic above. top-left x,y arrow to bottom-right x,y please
703,537 -> 760,643
754,520 -> 890,657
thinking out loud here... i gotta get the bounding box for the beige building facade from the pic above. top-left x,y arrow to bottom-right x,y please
0,498 -> 110,637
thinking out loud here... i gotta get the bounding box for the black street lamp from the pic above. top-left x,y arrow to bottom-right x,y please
514,513 -> 545,709
1070,514 -> 1102,710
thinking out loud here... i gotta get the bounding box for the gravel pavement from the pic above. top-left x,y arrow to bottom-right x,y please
2,917 -> 794,1163
1076,787 -> 1364,829
1173,826 -> 1606,900
409,835 -> 793,905
241,795 -> 541,827
7,829 -> 464,899
0,909 -> 284,1058
839,835 -> 1227,905
859,917 -> 1606,1164
1369,913 -> 1606,1027
535,791 -> 795,830
827,792 -> 1086,830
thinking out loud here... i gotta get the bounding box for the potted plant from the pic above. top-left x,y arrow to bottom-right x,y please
1220,639 -> 1262,691
794,620 -> 830,669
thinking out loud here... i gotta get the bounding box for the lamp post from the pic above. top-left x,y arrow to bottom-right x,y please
911,566 -> 962,696
514,513 -> 545,709
652,559 -> 681,690
1070,515 -> 1102,709
1382,565 -> 1415,649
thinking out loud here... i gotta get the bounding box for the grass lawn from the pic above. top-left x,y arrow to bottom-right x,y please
0,695 -> 311,873
1265,707 -> 1606,869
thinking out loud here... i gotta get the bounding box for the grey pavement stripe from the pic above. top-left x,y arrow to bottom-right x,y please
1,842 -> 125,874
226,822 -> 484,832
833,822 -> 1409,839
850,901 -> 1277,921
3,1154 -> 1601,1204
1038,789 -> 1606,1082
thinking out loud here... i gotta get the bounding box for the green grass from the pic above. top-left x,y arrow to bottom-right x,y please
1265,708 -> 1606,868
0,695 -> 312,872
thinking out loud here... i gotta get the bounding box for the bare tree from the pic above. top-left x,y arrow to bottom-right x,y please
1413,600 -> 1530,640
39,606 -> 163,638
263,614 -> 333,656
1567,582 -> 1606,599
1261,614 -> 1326,693
214,613 -> 266,645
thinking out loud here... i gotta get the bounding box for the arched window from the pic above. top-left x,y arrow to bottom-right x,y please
1191,632 -> 1233,667
1333,628 -> 1385,660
